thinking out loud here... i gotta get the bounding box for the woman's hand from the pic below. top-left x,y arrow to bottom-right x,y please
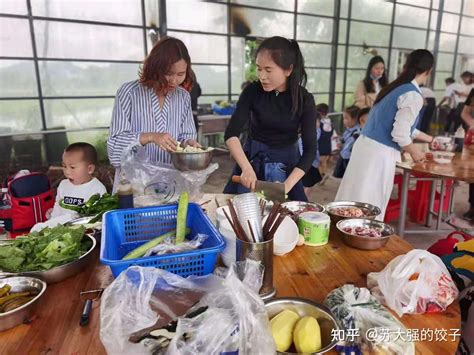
240,167 -> 257,190
410,149 -> 426,163
183,139 -> 202,148
140,132 -> 177,152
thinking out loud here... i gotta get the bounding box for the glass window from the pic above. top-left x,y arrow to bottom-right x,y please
0,60 -> 38,97
231,0 -> 294,11
0,100 -> 42,132
351,0 -> 393,24
460,17 -> 474,36
193,65 -> 228,95
441,13 -> 459,33
349,22 -> 390,47
44,98 -> 114,129
334,93 -> 343,112
145,0 -> 159,26
456,54 -> 474,77
436,53 -> 454,72
432,0 -> 440,9
463,1 -> 474,16
34,20 -> 144,60
39,61 -> 139,97
339,20 -> 347,44
297,0 -> 333,16
395,4 -> 429,28
231,37 -> 245,94
167,1 -> 227,33
340,0 -> 349,18
230,6 -> 294,38
347,47 -> 389,69
306,69 -> 330,93
397,0 -> 431,7
434,71 -> 450,91
443,0 -> 461,13
430,11 -> 438,31
439,32 -> 457,52
458,36 -> 474,55
345,69 -> 365,92
0,18 -> 33,57
335,70 -> 345,92
168,31 -> 228,64
427,31 -> 436,50
300,43 -> 332,68
337,46 -> 346,68
315,94 -> 329,106
0,0 -> 27,15
297,15 -> 333,42
31,0 -> 143,25
393,27 -> 427,49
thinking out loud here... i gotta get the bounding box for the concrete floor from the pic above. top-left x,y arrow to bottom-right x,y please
203,151 -> 473,249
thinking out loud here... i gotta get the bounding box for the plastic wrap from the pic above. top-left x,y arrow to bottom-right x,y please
324,285 -> 414,355
99,261 -> 275,355
143,234 -> 208,257
367,249 -> 458,316
120,144 -> 218,204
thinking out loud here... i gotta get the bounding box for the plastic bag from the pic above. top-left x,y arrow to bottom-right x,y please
324,284 -> 414,355
120,144 -> 218,204
99,261 -> 275,355
367,249 -> 458,316
144,234 -> 208,257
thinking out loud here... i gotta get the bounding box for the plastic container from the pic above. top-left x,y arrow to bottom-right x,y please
219,219 -> 236,267
298,212 -> 330,246
100,203 -> 225,278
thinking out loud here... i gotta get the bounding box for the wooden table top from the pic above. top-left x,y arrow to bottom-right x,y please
0,195 -> 461,354
397,150 -> 474,183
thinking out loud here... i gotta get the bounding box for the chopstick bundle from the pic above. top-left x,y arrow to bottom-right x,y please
226,199 -> 252,242
262,202 -> 286,241
259,199 -> 267,217
222,208 -> 248,242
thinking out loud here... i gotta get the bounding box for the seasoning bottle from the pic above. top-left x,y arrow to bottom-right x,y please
117,177 -> 134,209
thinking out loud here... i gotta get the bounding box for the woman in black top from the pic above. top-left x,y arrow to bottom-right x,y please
223,36 -> 317,201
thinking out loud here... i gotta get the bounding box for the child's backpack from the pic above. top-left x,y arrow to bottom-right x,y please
0,172 -> 55,232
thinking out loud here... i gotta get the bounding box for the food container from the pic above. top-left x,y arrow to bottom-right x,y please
336,218 -> 394,250
297,212 -> 330,247
325,201 -> 381,224
281,201 -> 325,221
0,276 -> 47,331
0,234 -> 97,284
265,297 -> 340,354
433,151 -> 455,164
272,216 -> 299,256
433,136 -> 456,151
170,150 -> 213,171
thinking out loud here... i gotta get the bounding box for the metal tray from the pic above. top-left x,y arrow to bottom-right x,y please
336,218 -> 394,250
325,201 -> 381,223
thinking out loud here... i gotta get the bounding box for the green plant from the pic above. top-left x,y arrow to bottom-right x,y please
245,39 -> 259,82
94,131 -> 109,164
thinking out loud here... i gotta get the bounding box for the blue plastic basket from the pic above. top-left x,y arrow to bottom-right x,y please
100,203 -> 225,278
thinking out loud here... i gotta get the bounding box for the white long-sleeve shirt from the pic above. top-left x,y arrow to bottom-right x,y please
391,79 -> 423,147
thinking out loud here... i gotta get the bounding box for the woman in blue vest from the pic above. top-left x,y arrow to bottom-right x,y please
336,49 -> 435,219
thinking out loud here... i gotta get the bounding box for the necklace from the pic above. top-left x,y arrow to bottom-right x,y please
275,90 -> 279,96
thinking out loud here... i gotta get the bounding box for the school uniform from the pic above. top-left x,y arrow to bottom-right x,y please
318,117 -> 333,156
336,80 -> 423,220
333,124 -> 361,178
223,81 -> 317,201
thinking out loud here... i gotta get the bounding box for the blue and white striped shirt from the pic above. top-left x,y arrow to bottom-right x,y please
107,80 -> 197,167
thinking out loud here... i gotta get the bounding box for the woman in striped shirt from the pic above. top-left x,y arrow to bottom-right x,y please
107,37 -> 199,188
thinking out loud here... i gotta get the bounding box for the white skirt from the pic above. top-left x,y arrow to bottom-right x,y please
335,135 -> 401,220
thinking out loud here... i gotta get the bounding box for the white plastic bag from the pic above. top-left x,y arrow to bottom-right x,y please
367,249 -> 458,316
120,144 -> 218,204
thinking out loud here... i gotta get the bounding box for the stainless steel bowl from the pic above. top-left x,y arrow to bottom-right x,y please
336,218 -> 394,250
265,297 -> 340,354
170,150 -> 213,171
0,276 -> 47,331
0,234 -> 97,284
281,201 -> 326,218
325,201 -> 381,224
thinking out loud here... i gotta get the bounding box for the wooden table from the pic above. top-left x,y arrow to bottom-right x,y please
396,151 -> 474,237
0,195 -> 461,354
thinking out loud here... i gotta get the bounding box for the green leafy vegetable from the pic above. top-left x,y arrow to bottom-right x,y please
59,193 -> 119,217
0,225 -> 90,272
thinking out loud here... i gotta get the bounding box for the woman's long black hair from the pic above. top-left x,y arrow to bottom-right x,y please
374,49 -> 434,105
363,55 -> 388,93
256,36 -> 307,116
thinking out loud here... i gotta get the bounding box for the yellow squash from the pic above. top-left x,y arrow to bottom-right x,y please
270,309 -> 300,352
293,316 -> 322,353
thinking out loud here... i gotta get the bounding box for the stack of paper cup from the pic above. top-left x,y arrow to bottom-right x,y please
219,219 -> 236,267
232,193 -> 263,242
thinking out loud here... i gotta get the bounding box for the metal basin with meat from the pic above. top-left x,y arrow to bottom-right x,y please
336,218 -> 394,250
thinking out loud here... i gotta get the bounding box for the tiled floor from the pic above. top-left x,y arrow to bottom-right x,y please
203,151 -> 474,249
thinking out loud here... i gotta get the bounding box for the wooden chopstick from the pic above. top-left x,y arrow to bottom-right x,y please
227,200 -> 250,242
247,220 -> 258,243
222,209 -> 246,242
266,213 -> 286,241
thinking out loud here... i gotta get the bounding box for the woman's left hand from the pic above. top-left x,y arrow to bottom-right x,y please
184,139 -> 202,148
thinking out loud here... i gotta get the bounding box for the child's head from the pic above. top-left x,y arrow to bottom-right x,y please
62,142 -> 98,185
461,71 -> 472,85
358,107 -> 371,128
445,77 -> 455,86
316,103 -> 329,118
343,105 -> 360,128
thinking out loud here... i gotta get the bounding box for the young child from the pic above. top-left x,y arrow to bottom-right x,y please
333,106 -> 360,178
358,107 -> 371,129
31,142 -> 107,231
299,118 -> 322,198
317,103 -> 333,183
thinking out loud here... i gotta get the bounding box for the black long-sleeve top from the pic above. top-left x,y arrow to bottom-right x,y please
224,81 -> 317,172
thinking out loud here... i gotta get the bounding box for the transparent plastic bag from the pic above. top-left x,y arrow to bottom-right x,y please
99,261 -> 275,355
120,144 -> 218,204
143,234 -> 208,257
325,285 -> 414,355
367,249 -> 458,316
